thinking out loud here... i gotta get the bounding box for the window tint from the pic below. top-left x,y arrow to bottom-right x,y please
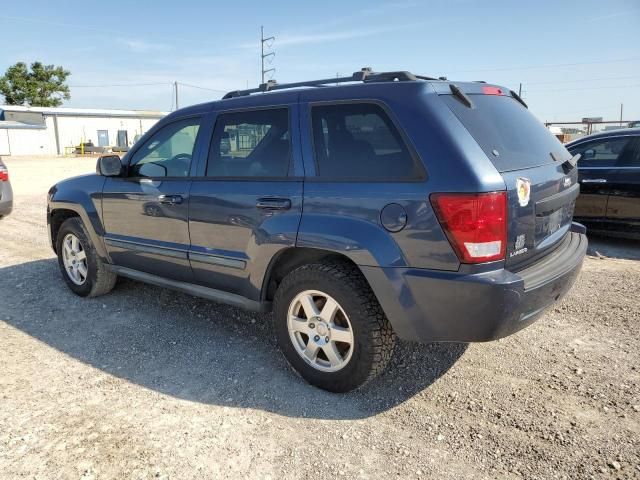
442,94 -> 567,172
311,103 -> 420,180
206,108 -> 290,177
129,117 -> 200,177
572,137 -> 640,167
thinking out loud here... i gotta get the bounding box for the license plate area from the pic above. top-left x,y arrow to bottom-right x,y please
535,201 -> 575,245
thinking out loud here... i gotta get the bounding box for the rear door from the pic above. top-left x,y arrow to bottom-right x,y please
102,116 -> 203,282
567,136 -> 636,218
604,136 -> 640,227
440,87 -> 579,270
188,105 -> 303,299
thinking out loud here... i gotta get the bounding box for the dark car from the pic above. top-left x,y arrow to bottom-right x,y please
567,128 -> 640,238
47,69 -> 587,392
0,158 -> 13,218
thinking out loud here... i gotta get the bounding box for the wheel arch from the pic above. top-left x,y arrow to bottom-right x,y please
48,202 -> 108,259
261,247 -> 366,302
49,208 -> 80,253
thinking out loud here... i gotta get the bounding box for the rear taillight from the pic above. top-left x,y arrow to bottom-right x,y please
0,166 -> 8,182
430,192 -> 507,264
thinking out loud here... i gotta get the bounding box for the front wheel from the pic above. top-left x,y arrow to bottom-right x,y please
56,217 -> 117,297
273,261 -> 395,392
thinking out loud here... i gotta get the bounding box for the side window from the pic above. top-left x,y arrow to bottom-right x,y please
129,117 -> 201,178
206,108 -> 290,177
311,103 -> 420,180
574,137 -> 638,168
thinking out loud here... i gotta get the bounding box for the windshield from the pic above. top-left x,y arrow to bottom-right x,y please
441,94 -> 569,172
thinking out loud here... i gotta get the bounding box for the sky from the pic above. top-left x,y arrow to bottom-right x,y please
1,0 -> 639,123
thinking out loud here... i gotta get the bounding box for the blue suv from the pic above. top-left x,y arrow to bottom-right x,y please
47,69 -> 587,392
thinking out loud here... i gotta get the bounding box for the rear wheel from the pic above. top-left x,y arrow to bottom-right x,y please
273,261 -> 395,392
56,217 -> 117,297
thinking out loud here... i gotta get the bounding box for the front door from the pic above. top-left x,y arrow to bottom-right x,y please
102,116 -> 203,282
188,105 -> 303,300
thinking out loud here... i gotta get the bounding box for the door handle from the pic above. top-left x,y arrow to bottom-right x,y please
256,198 -> 292,210
158,194 -> 183,205
581,179 -> 607,184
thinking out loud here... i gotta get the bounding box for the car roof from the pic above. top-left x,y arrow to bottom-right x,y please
168,68 -> 511,118
566,127 -> 640,147
175,80 -> 436,115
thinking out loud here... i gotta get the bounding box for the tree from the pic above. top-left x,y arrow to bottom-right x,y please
0,62 -> 71,107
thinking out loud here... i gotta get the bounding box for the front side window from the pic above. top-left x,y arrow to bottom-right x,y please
572,136 -> 639,168
129,117 -> 201,177
206,108 -> 290,177
311,103 -> 420,180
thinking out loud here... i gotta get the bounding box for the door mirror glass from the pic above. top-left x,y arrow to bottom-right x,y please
137,161 -> 168,177
96,155 -> 122,177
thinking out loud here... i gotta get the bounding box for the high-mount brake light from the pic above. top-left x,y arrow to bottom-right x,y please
482,86 -> 504,96
430,192 -> 507,263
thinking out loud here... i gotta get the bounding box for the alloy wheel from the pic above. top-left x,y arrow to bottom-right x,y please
287,290 -> 355,372
61,233 -> 88,285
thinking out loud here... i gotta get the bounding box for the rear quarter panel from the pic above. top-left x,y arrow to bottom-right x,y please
297,83 -> 506,270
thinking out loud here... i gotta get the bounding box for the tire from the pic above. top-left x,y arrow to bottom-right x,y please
273,260 -> 395,392
56,217 -> 117,298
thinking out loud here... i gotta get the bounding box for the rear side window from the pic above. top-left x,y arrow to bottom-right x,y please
206,108 -> 290,177
442,94 -> 568,172
311,103 -> 421,180
570,137 -> 640,167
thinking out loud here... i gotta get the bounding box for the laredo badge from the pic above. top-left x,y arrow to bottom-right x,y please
516,177 -> 531,207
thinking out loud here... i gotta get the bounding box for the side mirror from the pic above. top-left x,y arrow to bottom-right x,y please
582,149 -> 595,160
96,155 -> 122,177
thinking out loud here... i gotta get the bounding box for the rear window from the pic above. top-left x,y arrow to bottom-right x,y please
311,103 -> 422,180
441,94 -> 568,172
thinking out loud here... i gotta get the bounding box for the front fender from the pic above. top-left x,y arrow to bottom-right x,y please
296,214 -> 407,267
48,175 -> 108,259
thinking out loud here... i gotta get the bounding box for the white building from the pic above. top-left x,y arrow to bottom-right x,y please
0,105 -> 167,156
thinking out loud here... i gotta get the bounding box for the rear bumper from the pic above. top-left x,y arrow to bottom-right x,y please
0,198 -> 12,218
361,227 -> 587,343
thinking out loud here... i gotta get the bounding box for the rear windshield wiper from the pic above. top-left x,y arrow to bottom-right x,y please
551,151 -> 580,171
565,153 -> 580,169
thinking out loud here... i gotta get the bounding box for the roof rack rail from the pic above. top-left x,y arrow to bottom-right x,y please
222,67 -> 438,99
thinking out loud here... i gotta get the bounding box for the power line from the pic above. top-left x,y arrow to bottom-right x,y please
521,75 -> 640,86
177,82 -> 227,93
447,56 -> 640,74
527,82 -> 640,93
69,82 -> 170,88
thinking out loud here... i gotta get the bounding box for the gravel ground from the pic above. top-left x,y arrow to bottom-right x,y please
0,156 -> 638,479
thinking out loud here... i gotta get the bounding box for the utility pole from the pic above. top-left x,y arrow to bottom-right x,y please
620,103 -> 623,126
518,83 -> 522,97
261,26 -> 275,84
174,81 -> 179,110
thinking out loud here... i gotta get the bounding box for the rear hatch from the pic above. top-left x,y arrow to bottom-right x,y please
438,83 -> 579,270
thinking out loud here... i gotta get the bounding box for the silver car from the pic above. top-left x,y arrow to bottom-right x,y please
0,158 -> 13,218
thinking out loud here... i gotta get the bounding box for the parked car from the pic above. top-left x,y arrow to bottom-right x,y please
0,158 -> 13,218
47,69 -> 587,392
566,128 -> 640,239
